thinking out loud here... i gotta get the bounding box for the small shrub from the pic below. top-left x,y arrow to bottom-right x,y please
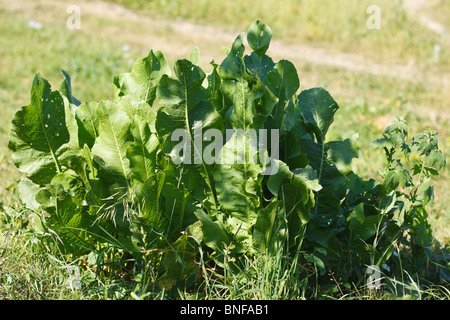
7,20 -> 448,297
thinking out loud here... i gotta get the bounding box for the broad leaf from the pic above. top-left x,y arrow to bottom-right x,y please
155,59 -> 222,213
347,203 -> 383,242
35,173 -> 94,253
300,135 -> 359,192
282,130 -> 309,170
266,59 -> 300,124
58,68 -> 81,106
9,74 -> 72,185
244,52 -> 275,83
228,76 -> 278,131
213,132 -> 263,250
17,178 -> 41,211
219,35 -> 278,132
299,87 -> 339,143
326,134 -> 359,176
218,33 -> 246,81
160,163 -> 197,241
158,221 -> 203,290
74,101 -> 99,149
134,172 -> 168,243
127,116 -> 160,183
247,20 -> 272,59
113,49 -> 171,107
91,100 -> 132,190
194,209 -> 231,255
253,200 -> 283,253
269,163 -> 321,241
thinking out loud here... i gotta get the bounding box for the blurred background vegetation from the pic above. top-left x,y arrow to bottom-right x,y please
0,0 -> 448,299
112,0 -> 450,67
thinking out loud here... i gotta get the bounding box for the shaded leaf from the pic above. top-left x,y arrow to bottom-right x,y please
74,101 -> 99,149
36,173 -> 94,253
253,201 -> 282,252
299,87 -> 339,143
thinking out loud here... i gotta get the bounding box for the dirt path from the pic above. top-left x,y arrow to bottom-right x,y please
73,0 -> 447,83
2,0 -> 449,90
403,0 -> 447,36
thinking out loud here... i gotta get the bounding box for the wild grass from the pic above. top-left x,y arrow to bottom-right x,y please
1,199 -> 448,300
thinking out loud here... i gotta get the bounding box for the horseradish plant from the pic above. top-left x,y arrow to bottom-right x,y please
8,20 -> 446,289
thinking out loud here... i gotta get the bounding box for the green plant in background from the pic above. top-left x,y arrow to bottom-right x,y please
373,119 -> 447,278
6,20 -> 448,298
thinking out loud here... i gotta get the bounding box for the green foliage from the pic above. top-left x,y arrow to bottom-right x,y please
8,20 -> 448,295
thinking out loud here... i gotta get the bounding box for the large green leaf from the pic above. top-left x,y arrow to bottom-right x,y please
16,178 -> 41,211
253,200 -> 283,253
267,160 -> 321,197
218,33 -> 246,81
267,160 -> 321,244
155,59 -> 222,213
135,172 -> 167,236
74,101 -> 99,149
266,59 -> 300,124
228,75 -> 278,132
204,62 -> 229,117
299,87 -> 339,143
91,100 -> 132,190
158,220 -> 203,290
326,134 -> 359,176
127,116 -> 160,184
213,132 -> 263,250
113,50 -> 171,107
155,59 -> 223,146
282,130 -> 309,170
194,209 -> 232,264
300,135 -> 359,192
159,162 -> 197,241
35,173 -> 94,253
247,20 -> 272,60
347,203 -> 383,242
8,74 -> 73,185
298,133 -> 359,241
244,53 -> 275,84
58,68 -> 81,106
219,35 -> 278,132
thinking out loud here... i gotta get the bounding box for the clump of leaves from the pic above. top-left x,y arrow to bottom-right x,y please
7,20 -> 448,294
372,119 -> 447,278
